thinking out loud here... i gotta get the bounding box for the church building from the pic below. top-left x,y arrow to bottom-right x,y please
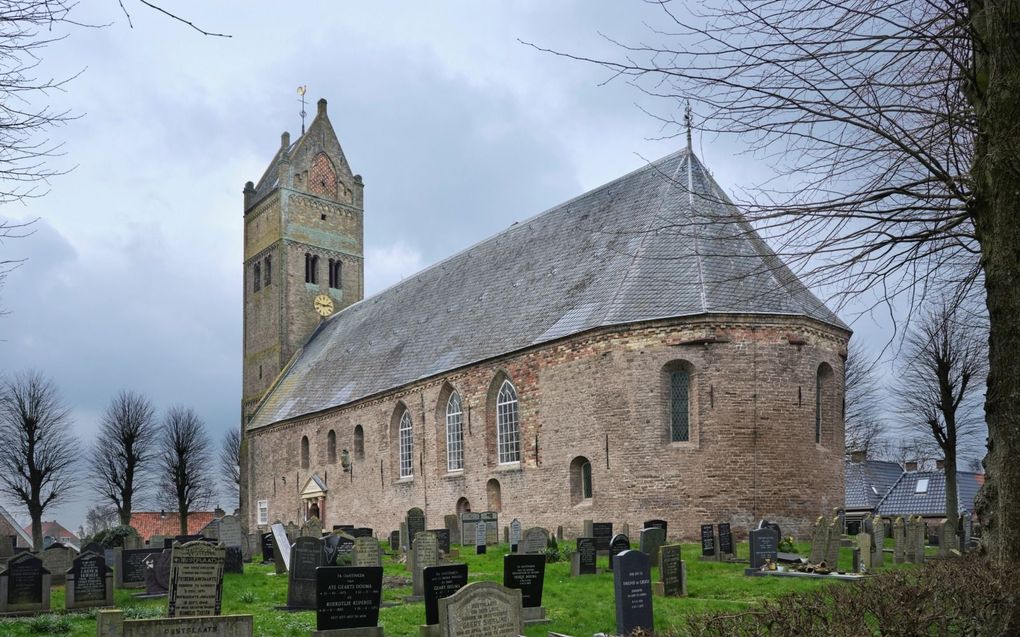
239,98 -> 850,540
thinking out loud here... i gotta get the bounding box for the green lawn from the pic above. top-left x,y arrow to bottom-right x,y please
0,540 -> 908,637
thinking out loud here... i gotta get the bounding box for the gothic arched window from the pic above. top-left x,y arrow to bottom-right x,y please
496,380 -> 521,464
816,363 -> 834,444
300,436 -> 309,469
399,410 -> 413,479
446,392 -> 464,471
354,425 -> 364,460
327,430 -> 337,464
570,456 -> 593,503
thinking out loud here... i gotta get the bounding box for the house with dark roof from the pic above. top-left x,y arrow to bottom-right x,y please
239,99 -> 852,540
844,452 -> 904,527
876,466 -> 984,521
22,520 -> 79,550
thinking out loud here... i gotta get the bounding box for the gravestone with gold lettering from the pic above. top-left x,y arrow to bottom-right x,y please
66,551 -> 114,609
166,541 -> 225,618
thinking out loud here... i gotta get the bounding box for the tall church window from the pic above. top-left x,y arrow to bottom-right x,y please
328,259 -> 342,289
570,456 -> 593,503
305,253 -> 319,284
399,410 -> 413,479
264,255 -> 272,286
670,370 -> 690,442
816,363 -> 834,444
446,392 -> 464,471
327,430 -> 337,464
354,425 -> 364,460
496,380 -> 521,464
300,436 -> 309,469
253,262 -> 261,292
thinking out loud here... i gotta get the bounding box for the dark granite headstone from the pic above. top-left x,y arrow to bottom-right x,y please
4,552 -> 46,606
119,548 -> 161,588
315,566 -> 383,630
609,533 -> 631,570
592,522 -> 613,552
644,519 -> 667,535
750,527 -> 779,569
173,534 -> 206,545
639,527 -> 666,563
429,528 -> 451,554
575,537 -> 596,575
474,520 -> 487,555
67,551 -> 112,608
757,519 -> 782,540
657,544 -> 685,596
503,554 -> 545,608
406,508 -> 426,546
144,550 -> 171,595
614,550 -> 653,635
700,524 -> 716,557
286,537 -> 322,610
223,546 -> 244,574
718,523 -> 734,556
322,535 -> 355,566
423,563 -> 468,626
351,527 -> 374,539
389,530 -> 400,552
83,542 -> 104,557
261,533 -> 274,563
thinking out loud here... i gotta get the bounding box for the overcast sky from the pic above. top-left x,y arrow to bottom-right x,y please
0,1 -> 926,532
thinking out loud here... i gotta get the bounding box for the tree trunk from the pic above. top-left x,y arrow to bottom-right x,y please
945,455 -> 959,533
970,0 -> 1020,572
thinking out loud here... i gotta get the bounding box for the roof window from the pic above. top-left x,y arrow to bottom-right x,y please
915,478 -> 930,494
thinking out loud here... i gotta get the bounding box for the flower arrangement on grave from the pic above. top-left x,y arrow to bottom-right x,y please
778,536 -> 796,552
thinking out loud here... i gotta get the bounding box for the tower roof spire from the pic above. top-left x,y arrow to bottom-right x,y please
684,100 -> 693,153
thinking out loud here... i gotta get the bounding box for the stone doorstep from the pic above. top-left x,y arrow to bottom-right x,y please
311,628 -> 383,637
523,606 -> 551,625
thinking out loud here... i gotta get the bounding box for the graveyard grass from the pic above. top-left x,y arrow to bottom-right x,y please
0,540 -> 915,637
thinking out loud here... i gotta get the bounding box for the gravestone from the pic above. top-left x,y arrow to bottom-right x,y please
459,513 -> 481,548
315,566 -> 383,634
351,528 -> 374,539
700,524 -> 716,559
285,522 -> 299,543
41,543 -> 76,585
423,563 -> 468,627
437,581 -> 523,637
261,533 -> 274,563
718,522 -> 734,557
84,542 -> 104,557
908,515 -> 926,563
639,527 -> 666,563
520,528 -> 549,555
643,519 -> 667,535
592,523 -> 613,552
411,533 -> 440,599
654,543 -> 685,597
824,516 -> 841,567
400,523 -> 409,552
893,517 -> 906,563
509,519 -> 522,553
166,541 -> 225,618
389,531 -> 400,552
444,515 -> 461,547
116,548 -> 162,588
219,516 -> 244,550
474,520 -> 487,555
200,518 -> 221,541
0,552 -> 51,615
148,536 -> 167,551
571,537 -> 597,576
749,527 -> 779,569
66,551 -> 113,609
174,534 -> 208,546
406,508 -> 426,547
809,516 -> 828,563
872,515 -> 886,566
857,530 -> 873,571
271,523 -> 291,574
224,546 -> 244,574
503,553 -> 547,624
0,536 -> 14,564
143,550 -> 171,596
608,533 -> 630,571
96,610 -> 252,637
959,511 -> 972,553
352,537 -> 382,567
334,525 -> 355,533
556,526 -> 563,541
481,512 -> 499,545
583,519 -> 593,539
430,528 -> 451,555
757,519 -> 782,540
285,537 -> 322,610
301,517 -> 323,539
614,550 -> 653,636
322,534 -> 355,566
938,520 -> 959,556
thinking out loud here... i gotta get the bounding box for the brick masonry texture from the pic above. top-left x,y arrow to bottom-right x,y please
245,315 -> 848,542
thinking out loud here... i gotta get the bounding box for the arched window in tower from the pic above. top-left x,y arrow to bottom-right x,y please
496,379 -> 521,464
264,254 -> 272,286
663,361 -> 693,442
309,152 -> 337,197
446,392 -> 464,471
328,259 -> 342,289
399,410 -> 413,479
253,262 -> 261,292
569,456 -> 593,504
305,253 -> 313,283
310,255 -> 319,284
816,363 -> 834,444
327,430 -> 337,464
354,425 -> 365,460
300,436 -> 309,469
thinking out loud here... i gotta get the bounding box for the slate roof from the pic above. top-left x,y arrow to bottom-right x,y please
876,470 -> 984,517
249,148 -> 849,430
129,511 -> 217,542
845,460 -> 905,510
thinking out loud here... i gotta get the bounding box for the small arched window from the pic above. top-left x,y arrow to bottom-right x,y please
300,436 -> 309,469
328,259 -> 342,289
354,425 -> 364,460
487,478 -> 502,512
304,253 -> 313,283
456,497 -> 471,515
496,380 -> 521,464
327,430 -> 337,464
264,254 -> 272,286
570,456 -> 593,504
398,410 -> 413,479
664,361 -> 692,442
816,363 -> 834,444
310,255 -> 319,284
253,262 -> 261,292
446,392 -> 464,471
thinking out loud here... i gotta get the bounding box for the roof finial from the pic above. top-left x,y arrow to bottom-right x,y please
297,85 -> 308,136
684,100 -> 693,153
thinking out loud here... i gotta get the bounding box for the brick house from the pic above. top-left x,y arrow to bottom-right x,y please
129,511 -> 218,543
239,98 -> 850,541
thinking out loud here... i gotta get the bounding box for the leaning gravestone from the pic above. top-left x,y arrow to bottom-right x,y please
474,520 -> 487,555
520,528 -> 549,555
718,522 -> 734,558
143,551 -> 171,596
406,508 -> 426,547
166,541 -> 225,618
749,527 -> 779,569
700,524 -> 716,559
572,538 -> 597,576
0,552 -> 51,615
315,566 -> 383,635
444,514 -> 461,547
437,581 -> 523,637
504,553 -> 547,624
301,517 -> 323,539
285,537 -> 321,610
261,533 -> 274,563
509,519 -> 522,553
66,551 -> 113,609
614,550 -> 654,636
411,533 -> 440,599
654,543 -> 685,597
271,523 -> 291,574
608,534 -> 630,571
352,537 -> 382,567
592,522 -> 613,552
639,527 -> 666,563
423,563 -> 468,627
41,543 -> 76,585
893,517 -> 906,563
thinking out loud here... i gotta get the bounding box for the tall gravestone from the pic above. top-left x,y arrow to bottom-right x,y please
444,514 -> 461,547
437,581 -> 523,637
406,508 -> 426,547
857,530 -> 873,571
872,515 -> 886,566
938,520 -> 959,556
429,528 -> 451,555
592,523 -> 613,553
219,516 -> 244,550
66,551 -> 113,609
411,533 -> 439,600
504,554 -> 547,624
614,550 -> 654,636
481,512 -> 499,545
653,544 -> 685,597
0,552 -> 51,615
608,534 -> 630,571
809,516 -> 828,563
166,541 -> 225,618
639,527 -> 666,563
352,537 -> 382,567
271,522 -> 291,574
314,566 -> 383,636
718,523 -> 734,558
520,528 -> 549,556
643,519 -> 667,535
115,547 -> 161,589
423,563 -> 468,629
474,521 -> 487,555
459,513 -> 480,548
301,517 -> 323,539
749,527 -> 778,569
509,519 -> 522,553
893,517 -> 906,563
700,524 -> 716,559
261,533 -> 274,563
41,543 -> 76,585
144,550 -> 171,596
285,537 -> 322,610
909,515 -> 926,563
571,538 -> 597,576
824,516 -> 841,568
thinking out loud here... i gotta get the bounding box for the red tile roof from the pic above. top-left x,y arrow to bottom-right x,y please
129,511 -> 217,541
22,520 -> 78,544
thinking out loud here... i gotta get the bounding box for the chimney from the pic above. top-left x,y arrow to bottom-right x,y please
317,98 -> 327,117
214,507 -> 226,518
905,461 -> 918,472
160,510 -> 166,519
850,450 -> 867,463
936,459 -> 945,471
281,131 -> 290,148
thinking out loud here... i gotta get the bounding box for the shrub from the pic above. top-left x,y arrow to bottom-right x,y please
26,615 -> 72,634
86,525 -> 141,549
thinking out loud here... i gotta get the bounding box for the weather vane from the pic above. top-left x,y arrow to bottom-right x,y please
684,100 -> 693,152
297,85 -> 308,135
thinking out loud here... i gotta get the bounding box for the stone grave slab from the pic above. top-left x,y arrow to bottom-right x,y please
520,528 -> 549,555
352,537 -> 382,567
66,551 -> 114,609
509,519 -> 522,553
261,533 -> 274,563
639,527 -> 666,563
41,543 -> 76,585
643,519 -> 667,535
654,544 -> 686,597
474,521 -> 486,555
444,515 -> 461,546
608,533 -> 630,571
718,522 -> 734,557
614,550 -> 654,636
314,566 -> 383,635
406,508 -> 426,547
286,537 -> 322,610
224,546 -> 244,574
571,537 -> 597,576
592,523 -> 613,552
809,516 -> 827,563
143,550 -> 171,597
437,581 -> 522,637
200,518 -> 221,541
481,512 -> 499,545
302,517 -> 323,539
423,563 -> 468,627
323,534 -> 355,566
825,516 -> 841,567
271,523 -> 291,574
389,531 -> 400,553
0,552 -> 50,615
411,533 -> 439,599
893,517 -> 906,564
350,527 -> 374,539
749,527 -> 779,570
116,548 -> 161,589
459,513 -> 480,548
96,610 -> 253,637
503,553 -> 548,624
429,528 -> 451,555
219,516 -> 244,549
167,541 -> 225,618
700,524 -> 717,559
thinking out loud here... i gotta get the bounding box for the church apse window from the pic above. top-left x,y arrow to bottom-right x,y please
496,379 -> 521,464
446,392 -> 464,471
300,436 -> 310,469
253,262 -> 261,292
354,425 -> 364,460
663,360 -> 693,442
399,410 -> 413,479
816,362 -> 834,445
327,430 -> 337,464
570,456 -> 593,504
328,259 -> 342,289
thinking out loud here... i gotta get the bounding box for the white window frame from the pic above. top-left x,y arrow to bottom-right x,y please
399,410 -> 414,478
446,392 -> 464,471
257,500 -> 269,525
915,478 -> 930,494
496,379 -> 521,464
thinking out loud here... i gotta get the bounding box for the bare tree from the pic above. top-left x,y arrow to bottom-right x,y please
844,341 -> 887,458
83,504 -> 118,536
0,371 -> 78,550
530,0 -> 1020,570
897,302 -> 986,531
219,427 -> 240,503
91,390 -> 157,526
157,406 -> 213,536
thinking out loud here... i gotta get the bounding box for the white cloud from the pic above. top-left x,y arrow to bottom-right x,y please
365,241 -> 426,297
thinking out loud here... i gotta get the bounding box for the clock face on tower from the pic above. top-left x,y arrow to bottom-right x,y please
313,294 -> 334,317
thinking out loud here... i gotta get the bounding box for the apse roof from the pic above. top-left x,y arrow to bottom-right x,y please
248,149 -> 848,430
